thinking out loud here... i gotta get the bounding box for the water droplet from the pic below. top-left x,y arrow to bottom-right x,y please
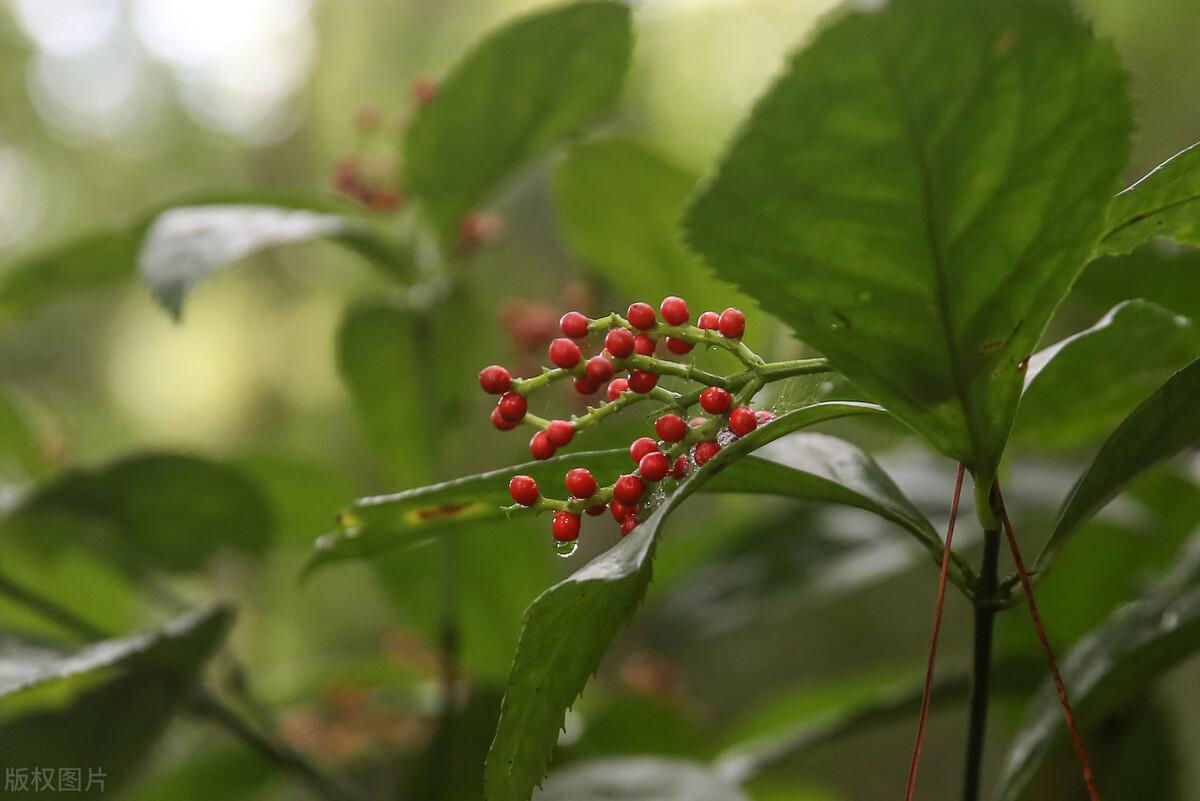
1017,357 -> 1030,371
555,540 -> 578,558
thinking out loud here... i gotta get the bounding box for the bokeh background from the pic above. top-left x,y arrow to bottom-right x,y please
2,0 -> 1200,799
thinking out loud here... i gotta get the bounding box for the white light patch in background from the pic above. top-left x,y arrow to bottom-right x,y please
9,0 -> 122,57
0,146 -> 48,250
131,0 -> 317,143
27,31 -> 154,142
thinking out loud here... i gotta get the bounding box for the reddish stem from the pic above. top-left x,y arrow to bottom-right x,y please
992,482 -> 1100,801
904,463 -> 965,801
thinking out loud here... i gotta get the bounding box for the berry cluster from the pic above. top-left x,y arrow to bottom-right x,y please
480,297 -> 782,546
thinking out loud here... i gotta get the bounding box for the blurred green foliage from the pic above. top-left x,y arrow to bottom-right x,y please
1,1 -> 1200,800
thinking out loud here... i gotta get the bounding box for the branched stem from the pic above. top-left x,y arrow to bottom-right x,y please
963,484 -> 1002,801
0,569 -> 365,801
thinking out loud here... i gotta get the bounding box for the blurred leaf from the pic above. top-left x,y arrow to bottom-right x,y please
553,138 -> 748,318
401,688 -> 503,801
4,453 -> 274,574
1014,300 -> 1200,449
0,606 -> 232,799
0,389 -> 41,479
0,192 -> 367,319
563,694 -> 707,762
1072,245 -> 1200,324
713,669 -> 964,785
404,1 -> 632,239
685,0 -> 1130,484
483,403 -> 883,801
336,302 -> 428,486
1097,141 -> 1200,256
125,746 -> 275,801
992,539 -> 1200,801
140,204 -> 410,318
1037,357 -> 1200,569
534,758 -> 750,801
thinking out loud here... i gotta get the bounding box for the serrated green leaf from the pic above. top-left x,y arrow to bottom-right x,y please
685,0 -> 1131,484
533,758 -> 750,801
0,606 -> 232,799
404,1 -> 632,239
483,402 -> 881,801
1097,141 -> 1200,257
1037,357 -> 1200,570
0,192 -> 380,319
140,204 -> 410,318
553,138 -> 748,319
3,453 -> 274,574
1014,300 -> 1200,449
992,541 -> 1200,801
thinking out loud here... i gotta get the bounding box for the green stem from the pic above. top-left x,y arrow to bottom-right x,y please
963,500 -> 1002,801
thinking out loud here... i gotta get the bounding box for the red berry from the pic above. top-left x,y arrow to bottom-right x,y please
508,475 -> 539,506
559,311 -> 589,339
607,378 -> 629,400
613,474 -> 645,504
498,392 -> 527,422
610,500 -> 638,522
628,370 -> 658,394
620,516 -> 638,536
586,355 -> 615,384
689,416 -> 707,428
666,337 -> 693,355
755,410 -> 776,424
546,420 -> 575,447
491,407 -> 518,431
479,365 -> 512,395
411,76 -> 438,105
729,406 -> 757,437
549,338 -> 582,369
639,452 -> 669,482
552,511 -> 581,542
694,440 -> 720,466
655,414 -> 687,443
697,311 -> 720,330
565,468 -> 597,498
605,328 -> 636,359
629,437 -> 660,463
634,333 -> 657,356
718,307 -> 746,339
659,296 -> 690,326
670,455 -> 689,480
586,504 -> 606,517
574,376 -> 600,395
700,387 -> 731,415
530,430 -> 556,460
627,302 -> 657,330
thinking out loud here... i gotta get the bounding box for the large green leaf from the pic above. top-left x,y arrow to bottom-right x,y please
0,606 -> 232,799
1014,300 -> 1200,449
553,138 -> 748,320
534,758 -> 750,801
1097,141 -> 1200,257
1037,356 -> 1200,570
404,1 -> 632,239
3,453 -> 274,574
482,402 -> 882,801
992,538 -> 1200,801
0,193 -> 384,319
685,0 -> 1131,483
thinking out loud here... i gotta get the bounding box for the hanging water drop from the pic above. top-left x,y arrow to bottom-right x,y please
555,540 -> 579,558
